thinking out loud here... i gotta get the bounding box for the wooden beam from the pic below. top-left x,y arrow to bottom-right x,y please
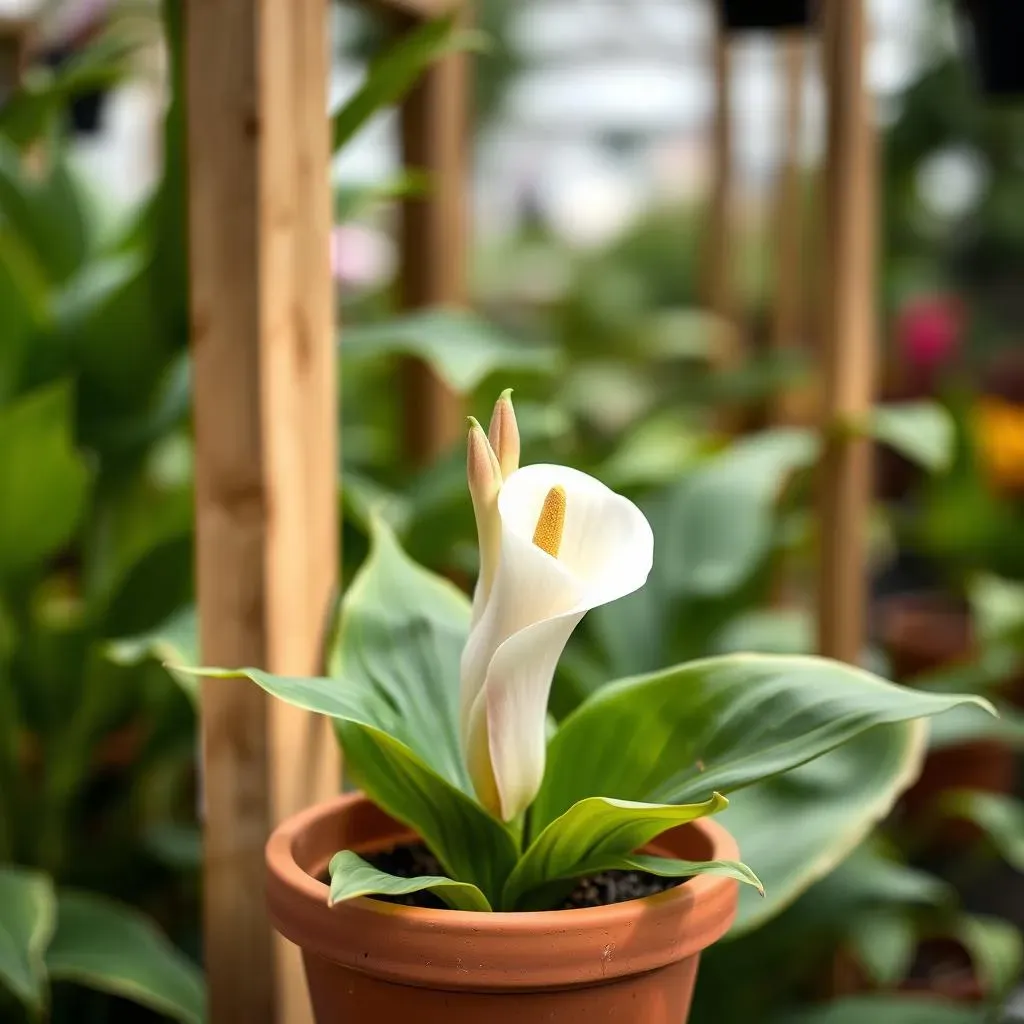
186,1 -> 338,1022
397,6 -> 470,466
705,15 -> 742,430
770,32 -> 807,426
816,0 -> 876,664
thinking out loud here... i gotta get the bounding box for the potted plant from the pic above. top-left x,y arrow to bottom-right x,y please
719,0 -> 812,32
197,392 -> 987,1022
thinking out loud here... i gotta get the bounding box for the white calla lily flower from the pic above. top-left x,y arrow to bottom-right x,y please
460,463 -> 654,821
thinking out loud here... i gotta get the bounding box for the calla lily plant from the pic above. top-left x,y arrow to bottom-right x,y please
200,391 -> 992,913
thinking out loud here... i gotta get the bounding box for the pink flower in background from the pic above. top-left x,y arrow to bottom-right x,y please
896,295 -> 963,373
329,224 -> 393,291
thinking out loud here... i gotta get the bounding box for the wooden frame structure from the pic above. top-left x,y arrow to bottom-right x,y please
185,0 -> 872,1019
185,0 -> 468,1021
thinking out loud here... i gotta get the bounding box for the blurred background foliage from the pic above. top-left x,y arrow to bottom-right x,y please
1,0 -> 1024,1021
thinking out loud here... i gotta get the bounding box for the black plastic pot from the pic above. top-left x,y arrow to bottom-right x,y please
960,1 -> 1024,98
719,0 -> 811,31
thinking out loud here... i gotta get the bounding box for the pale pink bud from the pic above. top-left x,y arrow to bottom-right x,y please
487,389 -> 521,480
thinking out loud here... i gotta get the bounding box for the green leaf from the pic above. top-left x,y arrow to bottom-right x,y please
663,429 -> 818,597
621,854 -> 762,892
848,909 -> 917,987
712,607 -> 813,655
506,793 -> 731,910
951,913 -> 1023,997
0,866 -> 56,1014
332,17 -> 487,152
341,308 -> 558,393
334,171 -> 428,222
107,605 -> 200,704
0,226 -> 50,401
197,665 -> 516,900
939,790 -> 1024,871
927,699 -> 1024,750
721,723 -> 942,934
202,521 -> 519,900
0,142 -> 89,283
868,401 -> 954,472
0,382 -> 91,580
772,997 -> 987,1024
534,654 -> 993,832
45,891 -> 204,1024
328,515 -> 470,789
328,850 -> 491,913
969,573 -> 1024,645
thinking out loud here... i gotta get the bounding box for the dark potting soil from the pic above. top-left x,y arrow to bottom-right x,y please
361,843 -> 682,911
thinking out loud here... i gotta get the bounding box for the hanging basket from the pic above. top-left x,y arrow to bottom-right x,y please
960,0 -> 1024,98
719,0 -> 811,31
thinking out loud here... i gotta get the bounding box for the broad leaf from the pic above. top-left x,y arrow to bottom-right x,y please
45,892 -> 204,1024
0,382 -> 90,579
927,699 -> 1024,750
108,605 -> 199,704
534,654 -> 993,831
207,519 -> 519,900
662,428 -> 818,597
848,910 -> 917,987
0,866 -> 56,1013
328,515 -> 470,789
331,17 -> 487,152
694,845 -> 951,1023
772,997 -> 986,1024
200,667 -> 516,902
952,913 -> 1023,997
940,790 -> 1024,871
712,607 -> 813,656
620,854 -> 762,892
720,722 -> 938,934
328,850 -> 491,913
0,226 -> 49,401
507,793 -> 732,910
868,401 -> 954,472
341,308 -> 558,393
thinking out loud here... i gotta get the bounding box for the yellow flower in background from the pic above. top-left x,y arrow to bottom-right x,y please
975,397 -> 1024,492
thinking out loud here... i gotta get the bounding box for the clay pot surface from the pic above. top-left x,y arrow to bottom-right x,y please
266,792 -> 739,1023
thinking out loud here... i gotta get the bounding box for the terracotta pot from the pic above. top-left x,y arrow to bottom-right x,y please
880,594 -> 1016,846
266,793 -> 739,1023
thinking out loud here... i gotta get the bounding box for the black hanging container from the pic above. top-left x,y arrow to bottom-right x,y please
719,0 -> 811,31
959,1 -> 1024,98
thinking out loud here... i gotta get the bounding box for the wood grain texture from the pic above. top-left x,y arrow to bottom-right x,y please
771,32 -> 808,426
816,0 -> 876,665
186,0 -> 338,1020
397,7 -> 470,466
704,24 -> 743,431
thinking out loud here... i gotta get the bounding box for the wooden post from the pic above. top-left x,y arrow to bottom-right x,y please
397,6 -> 469,466
705,13 -> 742,428
816,0 -> 876,664
186,0 -> 338,1022
771,32 -> 807,425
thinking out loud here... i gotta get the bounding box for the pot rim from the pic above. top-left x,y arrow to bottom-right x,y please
266,792 -> 740,990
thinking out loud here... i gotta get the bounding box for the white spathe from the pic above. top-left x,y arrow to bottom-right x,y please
460,463 -> 654,821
